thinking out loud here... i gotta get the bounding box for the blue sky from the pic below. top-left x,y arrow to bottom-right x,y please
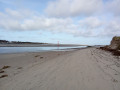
0,0 -> 120,45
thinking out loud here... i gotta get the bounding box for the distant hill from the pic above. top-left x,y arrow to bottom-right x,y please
0,40 -> 87,47
0,40 -> 47,44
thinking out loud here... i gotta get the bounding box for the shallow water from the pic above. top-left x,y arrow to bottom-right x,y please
0,46 -> 86,54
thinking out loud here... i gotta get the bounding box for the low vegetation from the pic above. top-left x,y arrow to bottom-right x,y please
99,36 -> 120,56
0,39 -> 47,44
99,47 -> 120,56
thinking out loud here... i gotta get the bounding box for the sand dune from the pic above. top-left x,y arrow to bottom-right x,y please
0,48 -> 120,90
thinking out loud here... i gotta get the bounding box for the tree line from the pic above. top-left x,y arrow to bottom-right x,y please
0,40 -> 47,44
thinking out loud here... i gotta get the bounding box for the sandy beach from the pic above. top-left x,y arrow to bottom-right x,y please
0,47 -> 120,90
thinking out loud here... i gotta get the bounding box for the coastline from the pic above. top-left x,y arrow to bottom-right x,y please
0,47 -> 120,90
0,45 -> 87,54
0,44 -> 86,47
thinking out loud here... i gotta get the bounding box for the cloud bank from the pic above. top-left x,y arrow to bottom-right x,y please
0,0 -> 120,37
45,0 -> 103,17
45,0 -> 120,17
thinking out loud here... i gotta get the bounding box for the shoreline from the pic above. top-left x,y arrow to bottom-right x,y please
0,44 -> 87,47
0,46 -> 87,54
0,49 -> 76,67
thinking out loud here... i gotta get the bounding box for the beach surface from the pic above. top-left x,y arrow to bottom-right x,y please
0,47 -> 120,90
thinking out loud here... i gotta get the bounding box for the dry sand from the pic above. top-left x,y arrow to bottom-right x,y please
0,48 -> 120,90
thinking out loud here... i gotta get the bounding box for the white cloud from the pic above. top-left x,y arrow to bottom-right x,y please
104,20 -> 120,36
0,8 -> 120,37
79,17 -> 103,29
5,8 -> 35,19
0,8 -> 75,32
106,0 -> 120,16
21,16 -> 73,31
45,0 -> 120,17
45,0 -> 103,17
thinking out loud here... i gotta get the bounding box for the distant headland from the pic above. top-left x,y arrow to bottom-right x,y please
0,40 -> 47,44
0,40 -> 86,47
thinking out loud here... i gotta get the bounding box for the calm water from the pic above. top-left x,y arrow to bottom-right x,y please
0,46 -> 87,54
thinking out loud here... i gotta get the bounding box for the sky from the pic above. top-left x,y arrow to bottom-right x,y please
0,0 -> 120,45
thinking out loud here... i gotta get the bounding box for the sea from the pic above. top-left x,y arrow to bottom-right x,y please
0,46 -> 87,54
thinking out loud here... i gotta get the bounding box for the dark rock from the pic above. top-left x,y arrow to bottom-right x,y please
2,66 -> 10,69
0,75 -> 8,78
